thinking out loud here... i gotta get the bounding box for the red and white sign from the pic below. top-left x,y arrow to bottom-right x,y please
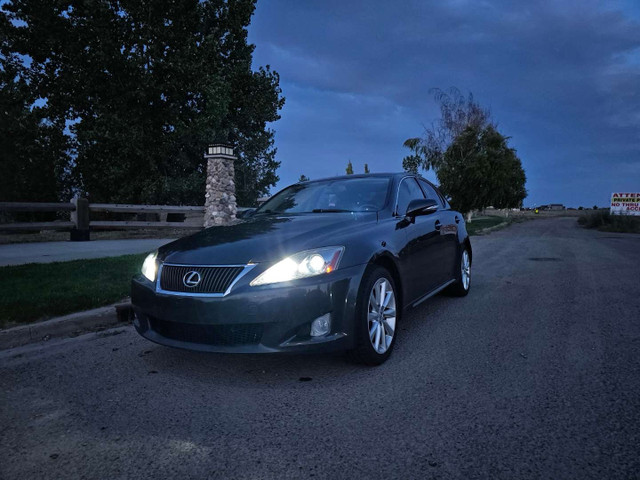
610,192 -> 640,216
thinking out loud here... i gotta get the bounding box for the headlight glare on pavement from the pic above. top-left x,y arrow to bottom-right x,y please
141,252 -> 158,282
250,247 -> 344,286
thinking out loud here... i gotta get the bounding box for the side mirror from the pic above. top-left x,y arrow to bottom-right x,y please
237,208 -> 256,219
406,198 -> 438,218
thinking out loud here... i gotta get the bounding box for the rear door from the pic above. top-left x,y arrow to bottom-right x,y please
395,177 -> 449,303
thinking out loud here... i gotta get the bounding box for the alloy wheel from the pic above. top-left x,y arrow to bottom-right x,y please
461,250 -> 471,290
367,278 -> 396,354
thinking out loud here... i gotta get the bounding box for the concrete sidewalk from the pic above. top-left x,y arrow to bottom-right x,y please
0,238 -> 175,266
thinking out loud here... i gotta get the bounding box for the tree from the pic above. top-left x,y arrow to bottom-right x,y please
403,87 -> 491,174
0,15 -> 70,202
345,160 -> 353,175
364,163 -> 370,174
403,88 -> 526,215
298,174 -> 309,182
1,0 -> 284,206
437,124 -> 526,215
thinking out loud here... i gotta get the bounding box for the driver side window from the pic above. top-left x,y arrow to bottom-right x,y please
396,178 -> 425,216
418,179 -> 444,207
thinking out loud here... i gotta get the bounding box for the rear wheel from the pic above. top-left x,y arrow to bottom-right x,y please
447,247 -> 471,297
347,266 -> 399,365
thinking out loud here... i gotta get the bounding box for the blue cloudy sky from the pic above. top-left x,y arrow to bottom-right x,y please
247,0 -> 640,207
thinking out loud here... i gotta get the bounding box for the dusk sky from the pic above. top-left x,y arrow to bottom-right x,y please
247,0 -> 640,207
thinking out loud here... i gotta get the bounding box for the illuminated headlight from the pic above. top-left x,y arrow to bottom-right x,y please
141,252 -> 158,282
250,247 -> 344,286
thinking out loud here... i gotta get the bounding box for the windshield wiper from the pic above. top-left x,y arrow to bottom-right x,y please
311,209 -> 351,213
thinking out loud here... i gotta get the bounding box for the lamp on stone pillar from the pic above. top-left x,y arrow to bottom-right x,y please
203,143 -> 237,228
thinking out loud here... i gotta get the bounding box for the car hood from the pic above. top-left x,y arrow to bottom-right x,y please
158,212 -> 377,265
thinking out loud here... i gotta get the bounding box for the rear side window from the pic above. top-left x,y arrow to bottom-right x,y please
396,177 -> 425,216
418,179 -> 445,207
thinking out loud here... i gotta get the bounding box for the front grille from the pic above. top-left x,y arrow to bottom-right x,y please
149,317 -> 264,346
159,265 -> 244,294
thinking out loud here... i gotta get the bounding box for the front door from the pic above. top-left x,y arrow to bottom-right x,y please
395,177 -> 449,303
417,179 -> 459,280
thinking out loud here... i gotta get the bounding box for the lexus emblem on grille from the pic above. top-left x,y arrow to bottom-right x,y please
183,271 -> 202,288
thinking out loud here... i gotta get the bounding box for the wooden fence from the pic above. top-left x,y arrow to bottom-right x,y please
0,198 -> 210,240
0,201 -> 77,231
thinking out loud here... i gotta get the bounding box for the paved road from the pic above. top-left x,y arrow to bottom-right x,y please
0,238 -> 175,266
1,217 -> 639,479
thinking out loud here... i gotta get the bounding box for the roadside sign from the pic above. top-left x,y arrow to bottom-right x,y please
610,192 -> 640,215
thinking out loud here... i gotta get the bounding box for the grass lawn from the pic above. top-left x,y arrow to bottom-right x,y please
466,216 -> 510,235
0,253 -> 146,328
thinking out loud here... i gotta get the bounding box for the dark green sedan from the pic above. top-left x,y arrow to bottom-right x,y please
132,173 -> 472,365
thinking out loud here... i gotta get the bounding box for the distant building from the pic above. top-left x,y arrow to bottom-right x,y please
538,204 -> 565,211
548,204 -> 565,211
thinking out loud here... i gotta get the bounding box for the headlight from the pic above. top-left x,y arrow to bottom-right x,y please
250,246 -> 344,286
141,252 -> 158,282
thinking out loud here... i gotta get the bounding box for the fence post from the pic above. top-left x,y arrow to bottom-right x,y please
70,196 -> 90,241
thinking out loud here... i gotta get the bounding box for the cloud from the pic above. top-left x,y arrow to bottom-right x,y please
249,0 -> 640,206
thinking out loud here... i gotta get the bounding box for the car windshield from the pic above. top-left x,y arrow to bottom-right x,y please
256,177 -> 390,214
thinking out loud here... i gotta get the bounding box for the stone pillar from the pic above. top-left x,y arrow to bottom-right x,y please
204,144 -> 237,227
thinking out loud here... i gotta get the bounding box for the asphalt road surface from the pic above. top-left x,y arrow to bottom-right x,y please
1,217 -> 639,479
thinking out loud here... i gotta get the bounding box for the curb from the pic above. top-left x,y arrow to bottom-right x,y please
0,302 -> 134,350
472,217 -> 525,235
475,221 -> 509,235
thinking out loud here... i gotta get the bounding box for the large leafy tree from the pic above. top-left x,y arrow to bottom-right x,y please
437,125 -> 527,214
1,0 -> 283,206
0,15 -> 69,202
403,88 -> 526,214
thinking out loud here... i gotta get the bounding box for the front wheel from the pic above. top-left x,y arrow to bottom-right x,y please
447,247 -> 471,297
347,266 -> 399,365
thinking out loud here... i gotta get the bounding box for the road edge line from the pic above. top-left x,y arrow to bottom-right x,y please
0,301 -> 133,350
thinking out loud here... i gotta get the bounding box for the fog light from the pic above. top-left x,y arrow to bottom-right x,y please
310,314 -> 331,337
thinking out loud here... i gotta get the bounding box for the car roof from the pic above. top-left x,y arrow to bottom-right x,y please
300,172 -> 409,183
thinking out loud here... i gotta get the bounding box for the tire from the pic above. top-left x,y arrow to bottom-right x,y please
347,266 -> 399,365
447,247 -> 471,297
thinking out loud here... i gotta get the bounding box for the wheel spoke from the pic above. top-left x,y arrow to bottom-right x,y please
373,323 -> 381,351
383,317 -> 395,337
378,281 -> 386,309
383,307 -> 396,318
382,291 -> 393,308
369,322 -> 378,338
379,324 -> 386,352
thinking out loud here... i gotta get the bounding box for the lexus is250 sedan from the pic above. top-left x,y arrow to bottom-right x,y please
132,173 -> 472,365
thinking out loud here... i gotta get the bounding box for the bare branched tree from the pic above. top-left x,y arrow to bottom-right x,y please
403,87 -> 492,174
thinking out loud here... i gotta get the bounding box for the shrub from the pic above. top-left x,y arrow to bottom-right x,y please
578,211 -> 640,233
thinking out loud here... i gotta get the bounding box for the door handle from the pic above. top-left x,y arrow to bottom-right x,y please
434,220 -> 441,230
455,216 -> 460,224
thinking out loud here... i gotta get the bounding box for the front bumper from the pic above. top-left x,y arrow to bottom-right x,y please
131,263 -> 367,353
